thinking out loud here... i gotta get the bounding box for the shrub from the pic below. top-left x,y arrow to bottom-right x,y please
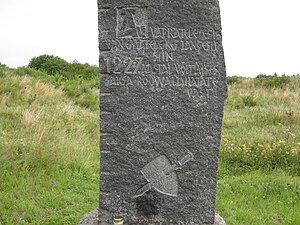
15,66 -> 48,78
67,62 -> 99,80
242,95 -> 257,107
28,54 -> 69,76
226,95 -> 258,109
227,76 -> 244,85
28,55 -> 99,80
0,62 -> 8,68
0,63 -> 10,77
254,74 -> 292,88
76,92 -> 99,111
20,55 -> 100,111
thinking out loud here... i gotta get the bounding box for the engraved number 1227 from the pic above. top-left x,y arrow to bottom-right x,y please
104,56 -> 143,75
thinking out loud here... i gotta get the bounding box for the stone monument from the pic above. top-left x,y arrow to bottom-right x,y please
87,0 -> 227,224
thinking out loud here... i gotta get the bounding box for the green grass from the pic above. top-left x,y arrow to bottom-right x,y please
0,64 -> 299,224
14,65 -> 99,111
0,68 -> 99,224
221,77 -> 300,175
217,76 -> 300,224
216,169 -> 300,225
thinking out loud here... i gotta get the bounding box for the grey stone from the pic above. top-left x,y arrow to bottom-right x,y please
98,0 -> 227,224
79,209 -> 226,225
79,209 -> 99,225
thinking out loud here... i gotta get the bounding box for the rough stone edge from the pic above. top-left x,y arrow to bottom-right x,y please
78,209 -> 226,225
79,209 -> 98,225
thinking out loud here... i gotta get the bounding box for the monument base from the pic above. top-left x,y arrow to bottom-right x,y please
79,209 -> 226,225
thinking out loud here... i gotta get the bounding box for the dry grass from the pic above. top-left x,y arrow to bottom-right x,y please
0,93 -> 10,106
22,109 -> 43,129
34,80 -> 64,98
15,76 -> 64,100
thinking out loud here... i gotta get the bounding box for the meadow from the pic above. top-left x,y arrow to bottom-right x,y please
0,57 -> 299,224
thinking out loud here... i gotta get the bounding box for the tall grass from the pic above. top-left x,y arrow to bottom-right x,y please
0,68 -> 99,224
0,62 -> 299,224
14,61 -> 99,111
221,76 -> 300,175
218,75 -> 300,224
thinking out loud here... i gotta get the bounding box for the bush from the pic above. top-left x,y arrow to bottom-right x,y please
28,55 -> 99,80
15,66 -> 48,78
19,55 -> 100,111
254,74 -> 292,88
226,95 -> 258,109
28,54 -> 69,76
67,61 -> 99,80
0,62 -> 8,68
76,92 -> 99,111
227,76 -> 244,85
0,63 -> 8,76
242,95 -> 257,107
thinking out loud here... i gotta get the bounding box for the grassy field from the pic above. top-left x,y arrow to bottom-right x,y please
0,63 -> 299,224
217,76 -> 300,224
0,65 -> 100,224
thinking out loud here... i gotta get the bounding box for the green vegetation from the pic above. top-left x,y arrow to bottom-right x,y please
0,64 -> 99,224
218,75 -> 300,224
15,55 -> 99,111
0,57 -> 299,224
28,55 -> 69,76
254,74 -> 293,89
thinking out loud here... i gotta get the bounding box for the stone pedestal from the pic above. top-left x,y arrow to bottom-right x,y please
79,209 -> 226,225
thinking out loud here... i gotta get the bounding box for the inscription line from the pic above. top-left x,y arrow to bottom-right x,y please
100,133 -> 112,136
100,93 -> 111,97
101,112 -> 112,115
101,172 -> 111,175
101,151 -> 112,154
